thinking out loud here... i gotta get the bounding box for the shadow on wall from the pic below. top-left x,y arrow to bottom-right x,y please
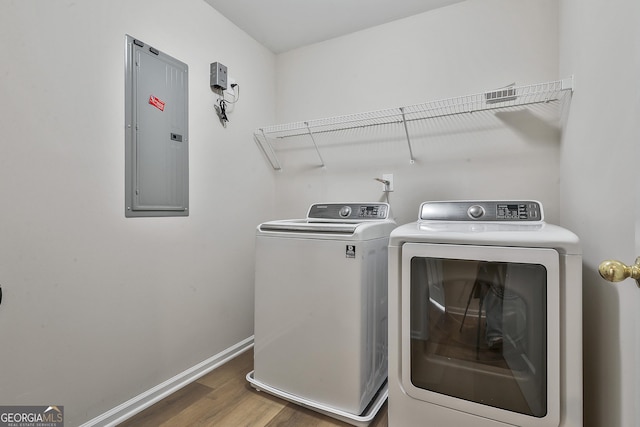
495,109 -> 561,145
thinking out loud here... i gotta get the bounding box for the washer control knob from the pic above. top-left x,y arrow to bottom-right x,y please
468,205 -> 485,219
339,206 -> 352,218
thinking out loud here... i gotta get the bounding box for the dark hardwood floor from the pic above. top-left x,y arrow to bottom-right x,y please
118,348 -> 388,426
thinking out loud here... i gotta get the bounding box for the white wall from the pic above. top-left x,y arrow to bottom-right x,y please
272,0 -> 561,225
0,1 -> 276,425
559,0 -> 640,425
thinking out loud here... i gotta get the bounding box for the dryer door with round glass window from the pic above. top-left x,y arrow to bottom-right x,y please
400,243 -> 560,427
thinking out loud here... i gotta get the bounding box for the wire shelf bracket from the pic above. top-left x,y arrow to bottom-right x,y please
254,128 -> 282,171
305,121 -> 326,168
399,107 -> 416,164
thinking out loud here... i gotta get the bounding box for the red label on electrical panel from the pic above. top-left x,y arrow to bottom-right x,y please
148,95 -> 165,111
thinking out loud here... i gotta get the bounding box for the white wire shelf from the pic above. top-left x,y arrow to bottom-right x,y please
254,77 -> 574,170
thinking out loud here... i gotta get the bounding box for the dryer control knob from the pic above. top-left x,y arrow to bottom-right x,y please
339,206 -> 352,217
468,205 -> 485,219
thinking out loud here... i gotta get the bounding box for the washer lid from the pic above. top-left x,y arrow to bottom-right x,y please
257,202 -> 395,239
259,221 -> 358,234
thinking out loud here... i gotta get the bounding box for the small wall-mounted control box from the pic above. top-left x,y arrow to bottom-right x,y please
210,62 -> 227,90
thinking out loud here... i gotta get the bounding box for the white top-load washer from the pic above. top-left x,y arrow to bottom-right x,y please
247,202 -> 396,426
388,201 -> 582,427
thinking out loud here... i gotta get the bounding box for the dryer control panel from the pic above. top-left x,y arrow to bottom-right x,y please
308,203 -> 390,221
419,200 -> 543,222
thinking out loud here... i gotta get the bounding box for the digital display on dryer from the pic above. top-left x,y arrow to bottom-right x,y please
497,203 -> 526,220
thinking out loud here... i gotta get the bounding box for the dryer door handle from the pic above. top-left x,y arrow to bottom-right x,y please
599,257 -> 640,288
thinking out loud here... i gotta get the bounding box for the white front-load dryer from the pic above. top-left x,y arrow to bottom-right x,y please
388,201 -> 582,427
248,202 -> 396,426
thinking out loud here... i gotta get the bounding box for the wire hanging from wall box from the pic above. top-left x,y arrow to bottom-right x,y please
254,77 -> 574,170
210,61 -> 240,128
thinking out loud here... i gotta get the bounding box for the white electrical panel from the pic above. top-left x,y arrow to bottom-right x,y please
124,35 -> 189,217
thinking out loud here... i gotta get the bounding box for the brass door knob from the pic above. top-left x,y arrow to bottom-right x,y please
598,257 -> 640,288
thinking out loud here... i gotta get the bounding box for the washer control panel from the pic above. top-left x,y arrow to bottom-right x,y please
308,203 -> 389,220
419,201 -> 543,222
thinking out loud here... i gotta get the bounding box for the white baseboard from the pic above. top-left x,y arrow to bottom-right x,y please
79,336 -> 254,427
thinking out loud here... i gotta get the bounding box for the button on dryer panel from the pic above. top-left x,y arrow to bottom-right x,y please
468,205 -> 485,219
